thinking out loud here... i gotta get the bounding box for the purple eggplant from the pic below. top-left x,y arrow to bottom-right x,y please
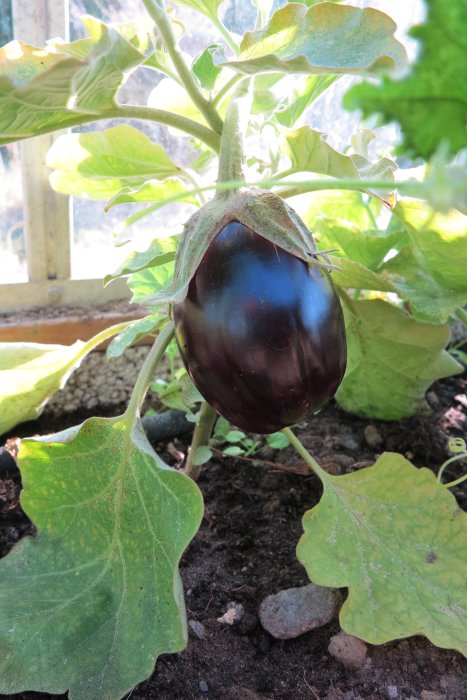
173,220 -> 346,433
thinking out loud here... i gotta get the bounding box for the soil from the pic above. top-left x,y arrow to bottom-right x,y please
0,371 -> 466,700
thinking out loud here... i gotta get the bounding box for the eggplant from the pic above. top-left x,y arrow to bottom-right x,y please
173,220 -> 346,433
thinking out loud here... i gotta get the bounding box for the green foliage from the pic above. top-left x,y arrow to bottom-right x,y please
0,415 -> 203,698
297,452 -> 467,654
336,298 -> 461,420
344,0 -> 467,158
216,3 -> 407,76
192,44 -> 223,90
47,125 -> 182,200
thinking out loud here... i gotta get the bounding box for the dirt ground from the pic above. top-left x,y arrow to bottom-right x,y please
0,370 -> 466,700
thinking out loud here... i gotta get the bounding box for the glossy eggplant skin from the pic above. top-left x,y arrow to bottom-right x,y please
173,220 -> 346,433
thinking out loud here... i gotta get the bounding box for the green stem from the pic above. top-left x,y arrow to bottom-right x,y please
185,402 -> 218,481
282,427 -> 329,484
75,321 -> 133,360
125,321 -> 175,421
443,473 -> 467,489
217,79 -> 252,186
142,0 -> 223,134
455,307 -> 467,326
2,104 -> 221,153
437,452 -> 467,483
211,16 -> 240,56
212,74 -> 244,108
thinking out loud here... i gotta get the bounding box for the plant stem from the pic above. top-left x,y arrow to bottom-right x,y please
141,0 -> 223,134
185,402 -> 218,481
77,321 -> 134,357
217,79 -> 252,186
125,321 -> 175,421
455,307 -> 467,326
443,473 -> 467,489
437,453 -> 467,483
211,16 -> 240,56
212,74 -> 244,108
3,105 -> 221,153
282,427 -> 329,484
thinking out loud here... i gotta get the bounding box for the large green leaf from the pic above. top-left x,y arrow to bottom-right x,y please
381,247 -> 467,324
393,199 -> 467,293
47,125 -> 181,200
314,218 -> 407,271
336,298 -> 461,419
304,191 -> 382,231
331,258 -> 395,293
216,3 -> 407,76
129,263 -> 175,305
297,452 -> 467,654
0,332 -> 121,435
0,16 -> 145,144
0,415 -> 203,699
106,315 -> 165,360
106,178 -> 196,210
281,126 -> 396,205
274,74 -> 337,127
344,0 -> 467,158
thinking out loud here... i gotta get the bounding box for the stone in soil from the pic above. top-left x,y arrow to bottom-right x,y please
328,631 -> 368,669
259,582 -> 341,639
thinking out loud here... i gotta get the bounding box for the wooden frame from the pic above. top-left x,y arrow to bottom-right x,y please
0,0 -> 130,314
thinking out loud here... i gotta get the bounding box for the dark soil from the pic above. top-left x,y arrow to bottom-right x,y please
0,372 -> 466,700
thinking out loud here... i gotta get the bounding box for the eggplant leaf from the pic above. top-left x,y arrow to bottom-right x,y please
0,17 -> 145,144
336,298 -> 462,420
104,237 -> 177,286
47,125 -> 182,200
0,332 -> 123,436
106,315 -> 165,359
0,416 -> 203,699
216,3 -> 407,76
297,452 -> 467,654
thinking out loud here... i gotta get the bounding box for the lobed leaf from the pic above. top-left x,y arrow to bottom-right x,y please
47,125 -> 182,200
0,17 -> 145,144
297,453 -> 467,654
336,298 -> 462,420
192,44 -> 223,91
216,3 -> 407,77
344,0 -> 467,158
0,415 -> 203,699
104,237 -> 178,286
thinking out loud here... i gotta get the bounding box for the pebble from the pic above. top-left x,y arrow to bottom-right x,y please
364,424 -> 383,448
199,680 -> 209,693
259,583 -> 341,640
420,692 -> 445,700
188,620 -> 206,640
339,434 -> 360,451
217,602 -> 245,625
328,631 -> 368,669
387,686 -> 398,699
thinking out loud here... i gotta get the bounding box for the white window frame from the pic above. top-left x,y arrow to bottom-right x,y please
0,0 -> 130,312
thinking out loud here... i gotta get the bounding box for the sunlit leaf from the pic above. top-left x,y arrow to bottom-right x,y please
344,0 -> 467,158
129,262 -> 175,305
106,178 -> 197,210
0,416 -> 203,698
274,74 -> 337,127
0,17 -> 145,144
381,247 -> 467,324
47,125 -> 182,200
104,237 -> 177,286
393,199 -> 467,293
192,44 -> 223,91
0,331 -> 119,435
106,315 -> 165,359
336,298 -> 462,419
281,126 -> 396,205
331,258 -> 395,293
216,4 -> 407,76
174,0 -> 223,22
297,453 -> 467,654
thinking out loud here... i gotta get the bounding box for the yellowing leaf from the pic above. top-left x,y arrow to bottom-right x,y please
336,298 -> 462,419
297,453 -> 467,654
0,416 -> 203,698
218,3 -> 407,76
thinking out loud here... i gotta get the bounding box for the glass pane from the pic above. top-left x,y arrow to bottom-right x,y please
0,2 -> 27,285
